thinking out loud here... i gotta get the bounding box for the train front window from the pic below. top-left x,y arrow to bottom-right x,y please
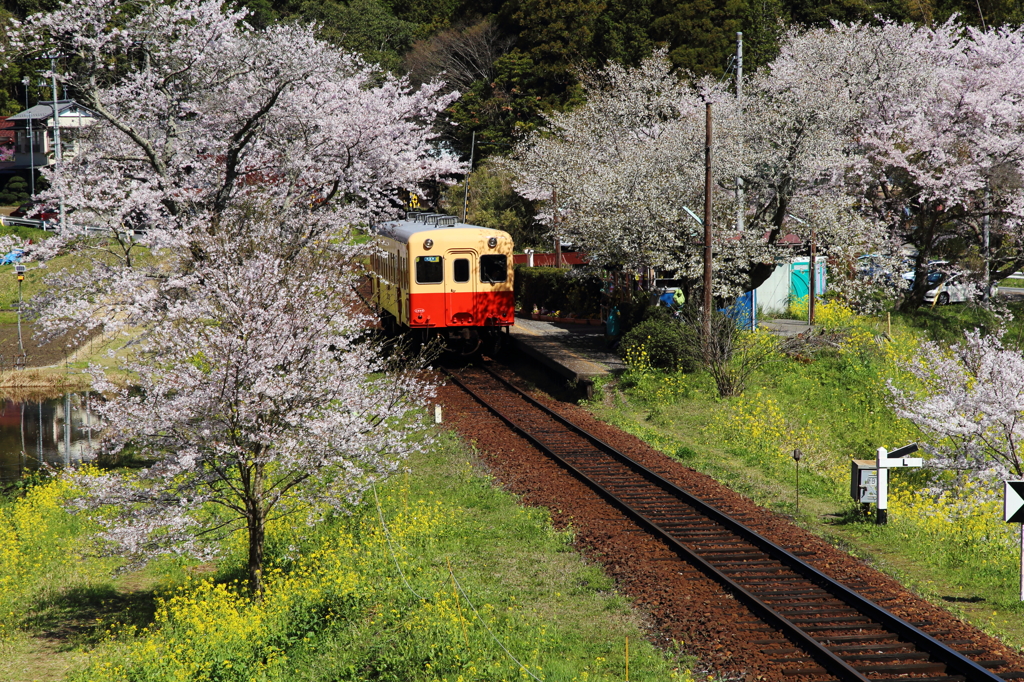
480,254 -> 507,283
454,258 -> 470,283
415,255 -> 443,284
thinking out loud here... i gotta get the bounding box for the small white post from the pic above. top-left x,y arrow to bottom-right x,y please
876,446 -> 888,525
434,404 -> 442,425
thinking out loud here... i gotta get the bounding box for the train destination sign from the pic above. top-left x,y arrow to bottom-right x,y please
1004,481 -> 1024,523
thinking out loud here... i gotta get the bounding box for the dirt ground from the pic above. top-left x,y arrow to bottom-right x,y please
0,321 -> 84,370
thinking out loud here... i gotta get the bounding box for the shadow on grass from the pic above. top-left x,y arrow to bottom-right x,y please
897,299 -> 1024,345
823,505 -> 878,527
22,583 -> 159,650
941,595 -> 986,603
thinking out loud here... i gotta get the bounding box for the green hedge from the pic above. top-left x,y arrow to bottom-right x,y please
514,266 -> 603,317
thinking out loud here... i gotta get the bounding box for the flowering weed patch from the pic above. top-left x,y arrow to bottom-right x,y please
59,434 -> 692,682
590,309 -> 1024,646
0,475 -> 109,640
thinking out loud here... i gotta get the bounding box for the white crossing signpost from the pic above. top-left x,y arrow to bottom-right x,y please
875,443 -> 923,525
1004,480 -> 1024,601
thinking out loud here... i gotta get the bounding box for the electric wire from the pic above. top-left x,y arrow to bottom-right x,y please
450,571 -> 546,682
372,482 -> 426,600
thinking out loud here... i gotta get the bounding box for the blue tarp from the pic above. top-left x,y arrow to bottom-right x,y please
1,249 -> 24,265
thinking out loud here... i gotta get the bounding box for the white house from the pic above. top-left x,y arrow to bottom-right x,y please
3,100 -> 95,171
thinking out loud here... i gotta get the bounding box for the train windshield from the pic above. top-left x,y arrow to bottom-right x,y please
454,258 -> 470,282
416,256 -> 443,283
480,254 -> 507,283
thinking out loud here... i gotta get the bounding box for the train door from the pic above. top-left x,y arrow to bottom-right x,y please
445,249 -> 478,326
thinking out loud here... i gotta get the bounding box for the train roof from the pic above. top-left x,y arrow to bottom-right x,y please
374,213 -> 509,243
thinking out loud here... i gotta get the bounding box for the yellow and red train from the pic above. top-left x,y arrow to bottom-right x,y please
369,213 -> 515,355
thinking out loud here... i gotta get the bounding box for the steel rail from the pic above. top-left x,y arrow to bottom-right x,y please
445,365 -> 1008,682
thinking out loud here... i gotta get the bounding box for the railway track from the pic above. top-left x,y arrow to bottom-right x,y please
444,363 -> 1024,682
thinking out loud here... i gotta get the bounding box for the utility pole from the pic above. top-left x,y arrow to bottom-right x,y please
553,188 -> 562,268
809,224 -> 817,324
45,53 -> 65,233
983,185 -> 991,302
736,32 -> 744,233
15,265 -> 25,358
462,131 -> 475,223
21,78 -> 34,196
703,102 -> 713,340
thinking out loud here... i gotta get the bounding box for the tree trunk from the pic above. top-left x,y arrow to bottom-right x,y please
898,211 -> 940,312
245,460 -> 266,597
247,507 -> 265,596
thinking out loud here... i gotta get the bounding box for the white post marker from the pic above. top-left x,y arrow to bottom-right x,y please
1003,480 -> 1024,601
875,443 -> 922,525
434,404 -> 442,425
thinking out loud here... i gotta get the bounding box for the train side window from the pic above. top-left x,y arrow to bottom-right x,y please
453,258 -> 470,283
416,255 -> 444,284
480,254 -> 507,283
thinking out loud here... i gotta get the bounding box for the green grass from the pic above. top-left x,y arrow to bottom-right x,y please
3,431 -> 698,682
587,314 -> 1024,651
0,225 -> 54,243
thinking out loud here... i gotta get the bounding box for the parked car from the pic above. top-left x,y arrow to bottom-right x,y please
857,254 -> 888,278
922,272 -> 998,304
11,200 -> 58,221
901,260 -> 950,291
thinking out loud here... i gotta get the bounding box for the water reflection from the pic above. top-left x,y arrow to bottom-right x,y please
0,394 -> 99,484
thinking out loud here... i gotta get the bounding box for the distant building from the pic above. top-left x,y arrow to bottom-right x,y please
0,100 -> 96,172
0,118 -> 14,154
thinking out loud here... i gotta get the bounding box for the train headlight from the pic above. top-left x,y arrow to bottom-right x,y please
423,238 -> 433,250
487,237 -> 497,248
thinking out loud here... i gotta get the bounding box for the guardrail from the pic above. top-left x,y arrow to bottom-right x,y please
0,217 -> 146,239
0,216 -> 45,229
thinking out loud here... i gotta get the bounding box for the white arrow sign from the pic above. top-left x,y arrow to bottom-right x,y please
877,442 -> 923,469
1005,481 -> 1024,523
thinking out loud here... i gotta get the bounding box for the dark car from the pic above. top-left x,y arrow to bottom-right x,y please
11,200 -> 58,221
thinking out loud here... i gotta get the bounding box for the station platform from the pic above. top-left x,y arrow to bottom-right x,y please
506,314 -> 812,398
508,317 -> 624,398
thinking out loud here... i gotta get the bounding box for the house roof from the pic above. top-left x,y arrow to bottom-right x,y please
0,117 -> 14,144
7,100 -> 95,122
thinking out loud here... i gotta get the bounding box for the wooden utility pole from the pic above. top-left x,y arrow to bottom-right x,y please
703,102 -> 713,339
736,32 -> 744,233
462,131 -> 475,223
809,224 -> 817,324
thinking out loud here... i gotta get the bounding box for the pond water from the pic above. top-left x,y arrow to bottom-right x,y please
0,394 -> 100,484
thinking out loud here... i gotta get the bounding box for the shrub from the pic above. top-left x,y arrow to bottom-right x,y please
0,175 -> 29,206
619,318 -> 694,371
514,266 -> 602,317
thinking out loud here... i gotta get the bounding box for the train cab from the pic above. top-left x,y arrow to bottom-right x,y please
369,213 -> 515,355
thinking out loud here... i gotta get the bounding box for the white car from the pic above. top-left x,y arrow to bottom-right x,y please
921,272 -> 998,304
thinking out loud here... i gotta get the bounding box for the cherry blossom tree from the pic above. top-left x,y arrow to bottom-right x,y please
504,50 -> 884,299
79,247 -> 433,594
10,0 -> 461,338
506,21 -> 1024,309
889,329 -> 1024,481
504,54 -> 728,278
789,20 -> 1024,310
10,0 -> 461,594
